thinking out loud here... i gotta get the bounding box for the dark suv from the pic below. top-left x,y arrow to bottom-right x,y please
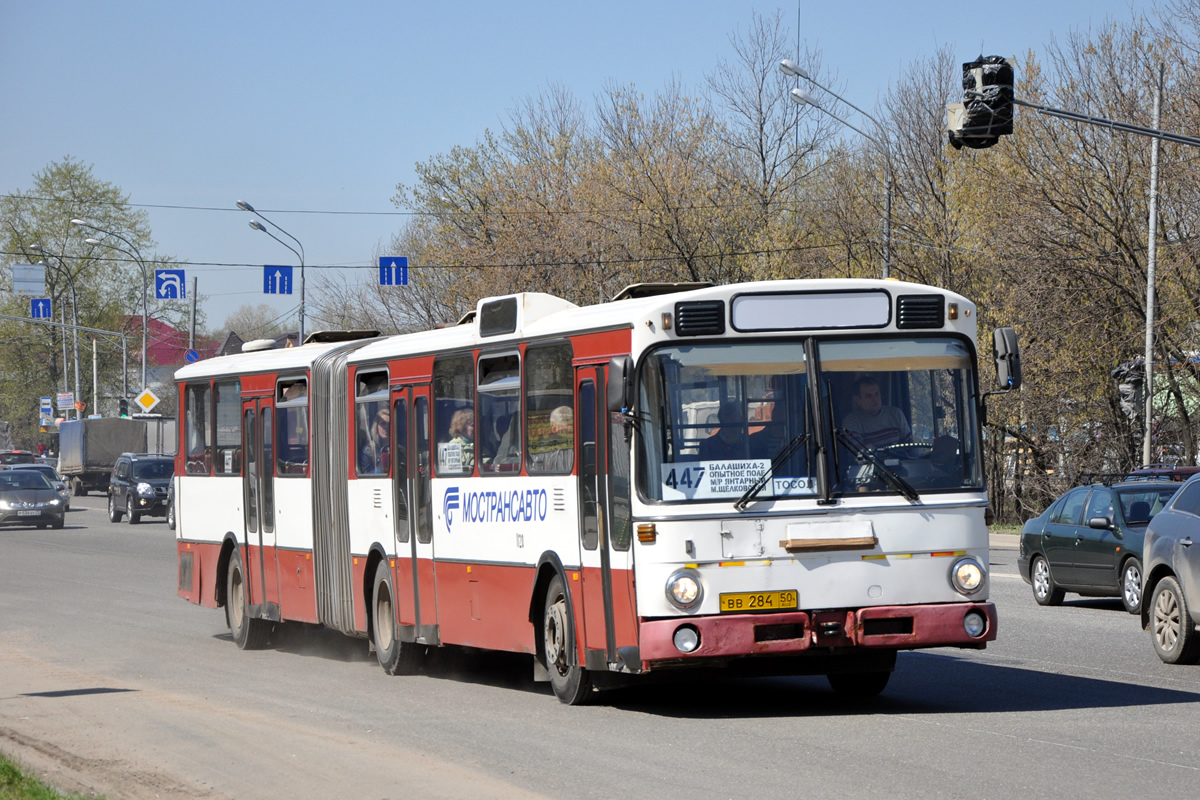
107,453 -> 174,524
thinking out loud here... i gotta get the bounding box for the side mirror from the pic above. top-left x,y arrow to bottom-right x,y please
993,327 -> 1022,391
1088,516 -> 1114,531
607,356 -> 634,413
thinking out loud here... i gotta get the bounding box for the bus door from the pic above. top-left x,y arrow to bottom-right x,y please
577,366 -> 632,667
392,385 -> 438,644
241,398 -> 280,619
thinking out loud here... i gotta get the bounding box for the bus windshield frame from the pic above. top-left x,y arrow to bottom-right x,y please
635,334 -> 983,505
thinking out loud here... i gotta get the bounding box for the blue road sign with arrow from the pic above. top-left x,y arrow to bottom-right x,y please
379,256 -> 408,286
156,269 -> 186,299
263,265 -> 293,295
31,298 -> 51,319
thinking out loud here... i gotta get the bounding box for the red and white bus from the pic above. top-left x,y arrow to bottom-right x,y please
174,278 -> 1020,703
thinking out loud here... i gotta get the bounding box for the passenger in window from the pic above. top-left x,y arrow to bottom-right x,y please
283,383 -> 306,401
841,375 -> 911,449
698,403 -> 745,462
539,406 -> 574,472
359,408 -> 391,474
448,407 -> 475,472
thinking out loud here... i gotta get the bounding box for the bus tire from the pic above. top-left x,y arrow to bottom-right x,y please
827,669 -> 891,698
371,560 -> 422,675
543,574 -> 592,705
227,550 -> 270,650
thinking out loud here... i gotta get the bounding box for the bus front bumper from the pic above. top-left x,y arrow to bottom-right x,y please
638,602 -> 997,666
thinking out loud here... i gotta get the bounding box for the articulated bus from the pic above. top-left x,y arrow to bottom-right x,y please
174,279 -> 1021,703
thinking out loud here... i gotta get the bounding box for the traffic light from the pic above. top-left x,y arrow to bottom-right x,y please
119,398 -> 129,417
947,55 -> 1014,150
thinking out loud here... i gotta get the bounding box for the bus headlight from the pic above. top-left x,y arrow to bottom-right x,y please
665,569 -> 703,610
951,557 -> 985,595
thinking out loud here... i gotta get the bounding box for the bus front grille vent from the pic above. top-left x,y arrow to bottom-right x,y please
896,295 -> 944,329
674,301 -> 726,337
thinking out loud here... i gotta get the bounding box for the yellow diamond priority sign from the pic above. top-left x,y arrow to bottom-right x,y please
134,388 -> 160,413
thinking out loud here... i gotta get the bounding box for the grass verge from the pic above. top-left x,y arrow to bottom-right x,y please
0,751 -> 103,800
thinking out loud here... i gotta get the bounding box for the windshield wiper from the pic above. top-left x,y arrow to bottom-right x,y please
833,428 -> 920,503
734,433 -> 810,511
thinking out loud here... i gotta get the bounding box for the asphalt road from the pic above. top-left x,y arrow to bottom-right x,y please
2,495 -> 1198,799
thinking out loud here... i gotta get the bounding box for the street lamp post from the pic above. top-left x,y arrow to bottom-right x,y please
28,245 -> 82,418
780,59 -> 894,279
236,200 -> 307,343
71,219 -> 150,391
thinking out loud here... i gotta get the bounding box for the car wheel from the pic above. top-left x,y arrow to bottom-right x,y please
1151,576 -> 1200,664
126,495 -> 140,524
107,493 -> 123,523
1120,557 -> 1143,614
1032,555 -> 1065,606
51,516 -> 64,530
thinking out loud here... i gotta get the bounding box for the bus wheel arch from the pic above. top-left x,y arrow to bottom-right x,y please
216,535 -> 239,610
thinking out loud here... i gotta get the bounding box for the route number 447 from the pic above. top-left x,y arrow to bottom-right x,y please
664,466 -> 705,490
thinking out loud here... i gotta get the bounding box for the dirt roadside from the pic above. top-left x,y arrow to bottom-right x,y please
0,636 -> 546,800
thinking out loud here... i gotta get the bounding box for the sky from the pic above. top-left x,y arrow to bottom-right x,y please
1,0 -> 1143,335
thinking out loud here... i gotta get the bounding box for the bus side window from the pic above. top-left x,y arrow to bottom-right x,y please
526,343 -> 574,475
478,352 -> 520,475
213,380 -> 241,476
185,382 -> 212,475
433,354 -> 475,476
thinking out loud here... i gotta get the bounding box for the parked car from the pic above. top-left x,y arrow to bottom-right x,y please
0,469 -> 65,529
1141,474 -> 1200,663
1125,464 -> 1200,482
6,463 -> 70,510
1019,480 -> 1181,613
107,453 -> 174,524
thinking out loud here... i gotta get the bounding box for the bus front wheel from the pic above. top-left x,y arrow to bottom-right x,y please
543,575 -> 592,705
371,560 -> 422,675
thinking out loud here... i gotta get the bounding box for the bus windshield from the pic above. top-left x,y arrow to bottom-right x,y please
636,336 -> 982,503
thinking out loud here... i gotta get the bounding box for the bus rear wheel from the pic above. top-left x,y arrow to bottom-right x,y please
226,550 -> 270,650
543,575 -> 592,705
371,560 -> 422,675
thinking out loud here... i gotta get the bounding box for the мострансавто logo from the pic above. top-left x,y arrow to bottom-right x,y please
442,486 -> 548,532
443,486 -> 461,530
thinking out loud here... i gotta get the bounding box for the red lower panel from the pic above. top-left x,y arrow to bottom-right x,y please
276,549 -> 319,623
435,562 -> 537,654
176,541 -> 319,624
178,540 -> 222,608
392,556 -> 417,627
638,602 -> 997,666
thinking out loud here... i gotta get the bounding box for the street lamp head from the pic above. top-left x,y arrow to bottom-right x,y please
236,200 -> 256,212
780,59 -> 810,80
791,87 -> 820,108
29,244 -> 45,253
249,220 -> 267,232
85,238 -> 102,245
70,218 -> 88,226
